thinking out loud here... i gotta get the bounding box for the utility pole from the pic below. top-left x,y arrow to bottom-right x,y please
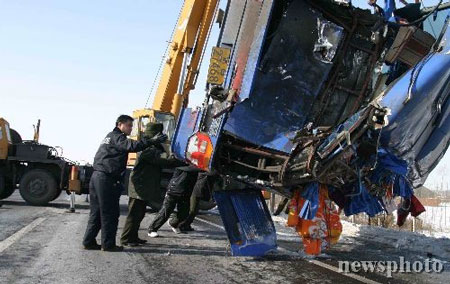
33,119 -> 41,143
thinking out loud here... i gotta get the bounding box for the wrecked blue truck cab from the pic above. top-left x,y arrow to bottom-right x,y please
173,0 -> 449,193
171,0 -> 449,256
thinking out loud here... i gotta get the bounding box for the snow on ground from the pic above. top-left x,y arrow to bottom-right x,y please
340,220 -> 450,260
271,214 -> 450,261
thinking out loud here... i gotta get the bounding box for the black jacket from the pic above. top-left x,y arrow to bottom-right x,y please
167,166 -> 202,197
129,146 -> 183,201
93,127 -> 149,179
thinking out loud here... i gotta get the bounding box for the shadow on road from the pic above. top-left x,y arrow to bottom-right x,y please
0,200 -> 91,210
129,243 -> 228,257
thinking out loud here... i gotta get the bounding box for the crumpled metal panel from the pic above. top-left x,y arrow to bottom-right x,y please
315,44 -> 374,127
224,0 -> 343,153
214,190 -> 277,256
380,16 -> 450,187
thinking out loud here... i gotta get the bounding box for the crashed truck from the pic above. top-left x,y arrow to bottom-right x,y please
171,0 -> 450,256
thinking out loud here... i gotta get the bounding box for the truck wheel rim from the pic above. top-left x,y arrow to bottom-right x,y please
28,179 -> 47,196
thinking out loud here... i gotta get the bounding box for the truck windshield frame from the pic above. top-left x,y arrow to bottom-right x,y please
4,123 -> 11,143
154,112 -> 176,140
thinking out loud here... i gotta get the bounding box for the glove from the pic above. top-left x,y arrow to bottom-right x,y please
149,133 -> 168,144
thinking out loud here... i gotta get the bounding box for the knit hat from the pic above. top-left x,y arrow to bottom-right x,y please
144,122 -> 163,138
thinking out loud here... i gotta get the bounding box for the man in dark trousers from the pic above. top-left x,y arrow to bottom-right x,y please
82,115 -> 167,252
147,165 -> 200,237
177,171 -> 217,231
120,123 -> 182,246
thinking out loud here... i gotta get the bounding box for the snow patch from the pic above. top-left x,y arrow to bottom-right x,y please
271,213 -> 450,260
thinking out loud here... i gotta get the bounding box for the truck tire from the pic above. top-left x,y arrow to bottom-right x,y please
19,169 -> 58,206
0,174 -> 15,199
51,188 -> 62,201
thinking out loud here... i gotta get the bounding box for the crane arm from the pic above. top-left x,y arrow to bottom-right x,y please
151,0 -> 219,118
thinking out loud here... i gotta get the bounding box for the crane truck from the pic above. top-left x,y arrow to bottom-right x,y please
0,118 -> 92,205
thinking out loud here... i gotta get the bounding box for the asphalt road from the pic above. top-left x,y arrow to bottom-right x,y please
0,192 -> 448,284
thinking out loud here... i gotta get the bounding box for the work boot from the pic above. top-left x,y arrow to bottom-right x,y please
83,242 -> 101,250
179,225 -> 195,232
102,245 -> 124,252
170,224 -> 181,234
136,238 -> 147,244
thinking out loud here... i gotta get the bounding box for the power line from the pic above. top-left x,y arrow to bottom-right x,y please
144,2 -> 186,108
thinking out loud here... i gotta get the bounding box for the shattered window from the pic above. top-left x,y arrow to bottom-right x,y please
313,18 -> 344,63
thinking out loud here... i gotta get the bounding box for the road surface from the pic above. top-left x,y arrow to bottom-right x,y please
0,192 -> 448,284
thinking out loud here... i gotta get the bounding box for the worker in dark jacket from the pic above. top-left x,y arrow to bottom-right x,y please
82,115 -> 167,252
120,123 -> 181,246
148,165 -> 201,237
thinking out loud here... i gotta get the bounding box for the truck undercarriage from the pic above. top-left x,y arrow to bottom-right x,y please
170,0 -> 449,256
185,0 -> 449,196
170,0 -> 450,255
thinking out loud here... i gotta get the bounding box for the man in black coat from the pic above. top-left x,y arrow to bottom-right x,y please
82,115 -> 167,252
177,171 -> 217,231
120,123 -> 182,246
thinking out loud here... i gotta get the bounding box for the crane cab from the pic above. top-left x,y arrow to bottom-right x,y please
0,118 -> 12,160
127,109 -> 176,166
130,109 -> 176,141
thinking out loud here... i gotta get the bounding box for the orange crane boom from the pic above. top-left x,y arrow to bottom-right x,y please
152,0 -> 219,118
